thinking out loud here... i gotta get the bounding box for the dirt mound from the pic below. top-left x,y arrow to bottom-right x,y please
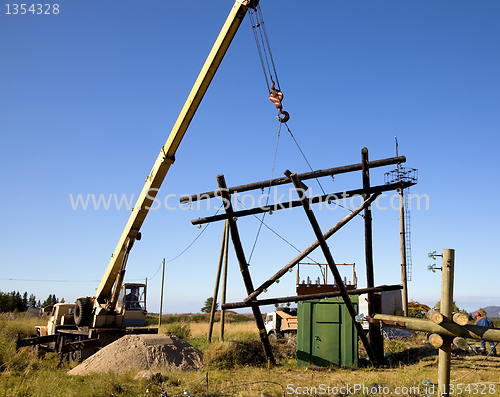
67,334 -> 203,376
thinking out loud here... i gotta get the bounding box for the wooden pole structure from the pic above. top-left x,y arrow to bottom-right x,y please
180,156 -> 407,204
399,187 -> 409,316
190,182 -> 413,225
373,313 -> 500,342
428,309 -> 444,324
361,148 -> 384,364
287,170 -> 378,366
243,193 -> 381,303
208,221 -> 228,342
158,259 -> 165,326
438,249 -> 454,397
219,220 -> 229,342
217,174 -> 275,364
223,284 -> 403,310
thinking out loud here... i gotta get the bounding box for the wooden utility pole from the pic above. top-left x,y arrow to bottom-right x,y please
361,148 -> 384,364
208,221 -> 228,342
395,136 -> 409,316
159,259 -> 165,326
399,188 -> 409,316
373,249 -> 468,397
220,220 -> 229,341
217,175 -> 275,364
438,249 -> 454,397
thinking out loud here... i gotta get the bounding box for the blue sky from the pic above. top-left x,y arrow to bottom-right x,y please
1,1 -> 499,315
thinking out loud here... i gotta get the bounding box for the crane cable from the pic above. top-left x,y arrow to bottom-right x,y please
249,5 -> 289,123
249,4 -> 281,93
247,4 -> 355,265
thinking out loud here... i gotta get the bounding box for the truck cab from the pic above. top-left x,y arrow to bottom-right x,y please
116,283 -> 147,327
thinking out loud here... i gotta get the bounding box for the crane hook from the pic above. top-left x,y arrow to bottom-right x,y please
277,110 -> 290,123
268,81 -> 289,123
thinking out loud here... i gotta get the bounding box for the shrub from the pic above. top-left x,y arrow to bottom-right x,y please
204,340 -> 267,369
164,323 -> 191,340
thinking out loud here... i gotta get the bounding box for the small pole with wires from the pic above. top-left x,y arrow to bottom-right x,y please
158,259 -> 165,326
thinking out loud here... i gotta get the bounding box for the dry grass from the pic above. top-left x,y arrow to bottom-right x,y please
189,320 -> 259,339
3,315 -> 500,397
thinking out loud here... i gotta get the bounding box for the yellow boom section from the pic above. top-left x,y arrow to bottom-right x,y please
96,1 -> 252,304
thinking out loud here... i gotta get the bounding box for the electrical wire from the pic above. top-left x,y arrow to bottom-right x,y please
451,342 -> 499,383
148,204 -> 224,280
0,278 -> 102,283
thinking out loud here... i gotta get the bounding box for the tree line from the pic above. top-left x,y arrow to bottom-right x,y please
0,290 -> 63,313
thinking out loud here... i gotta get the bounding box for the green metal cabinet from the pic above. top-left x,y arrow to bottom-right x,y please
297,296 -> 358,367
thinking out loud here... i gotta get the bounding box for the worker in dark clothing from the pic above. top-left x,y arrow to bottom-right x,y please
474,311 -> 497,355
126,286 -> 140,309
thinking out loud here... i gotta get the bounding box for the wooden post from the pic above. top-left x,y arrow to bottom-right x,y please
428,309 -> 444,324
453,312 -> 468,326
159,259 -> 165,326
373,313 -> 500,342
429,333 -> 444,348
220,220 -> 229,342
361,148 -> 384,364
217,175 -> 275,364
208,221 -> 228,342
287,170 -> 378,367
399,187 -> 409,316
438,249 -> 454,397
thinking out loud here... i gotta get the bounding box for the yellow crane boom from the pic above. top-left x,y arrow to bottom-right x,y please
95,0 -> 258,307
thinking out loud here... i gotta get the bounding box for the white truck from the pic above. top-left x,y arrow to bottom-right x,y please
264,308 -> 298,338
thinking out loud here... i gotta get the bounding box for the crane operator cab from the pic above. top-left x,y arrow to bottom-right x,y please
117,283 -> 147,327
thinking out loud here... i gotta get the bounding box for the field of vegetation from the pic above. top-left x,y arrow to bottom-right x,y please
1,312 -> 500,397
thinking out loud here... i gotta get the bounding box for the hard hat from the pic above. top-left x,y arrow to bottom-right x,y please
475,311 -> 481,317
